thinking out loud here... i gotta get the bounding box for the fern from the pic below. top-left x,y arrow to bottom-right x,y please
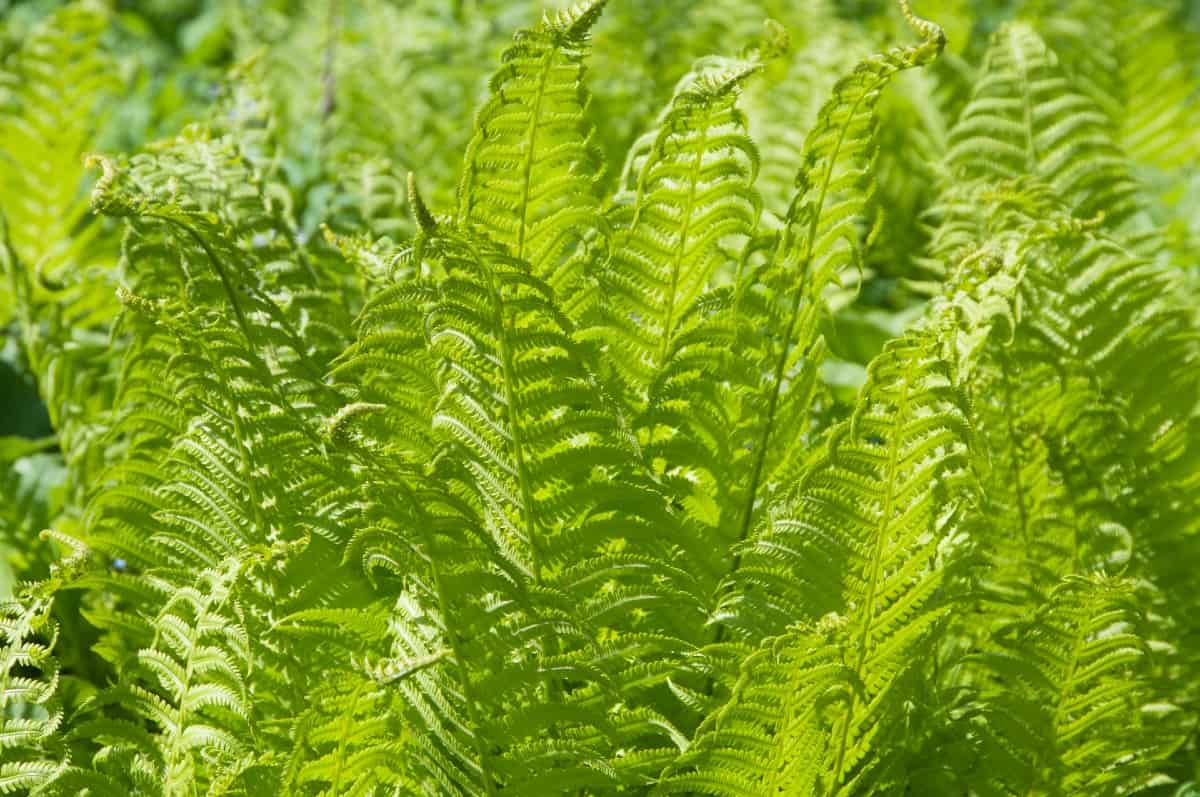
328,205 -> 705,790
943,23 -> 1137,224
2,0 -> 1199,794
0,591 -> 65,794
0,531 -> 91,794
591,55 -> 762,399
739,0 -> 866,217
0,2 -> 116,286
0,2 -> 123,537
1038,0 -> 1200,175
677,0 -> 948,611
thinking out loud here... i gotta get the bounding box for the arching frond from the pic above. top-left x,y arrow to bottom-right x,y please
591,58 -> 762,401
334,223 -> 706,792
944,23 -> 1137,223
457,0 -> 607,297
636,2 -> 947,611
0,3 -> 124,530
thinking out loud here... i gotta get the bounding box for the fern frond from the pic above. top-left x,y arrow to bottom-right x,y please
740,2 -> 866,216
0,596 -> 66,794
737,0 -> 944,504
127,563 -> 250,794
0,3 -> 125,523
0,1 -> 117,285
643,1 -> 946,605
591,57 -> 762,400
336,224 -> 705,792
71,139 -> 374,794
0,532 -> 95,795
656,618 -> 852,796
422,223 -> 702,634
968,575 -> 1182,795
929,182 -> 1199,598
1040,1 -> 1200,174
457,0 -> 606,297
944,23 -> 1137,224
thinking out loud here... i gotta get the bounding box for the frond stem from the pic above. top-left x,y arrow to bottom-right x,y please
998,352 -> 1032,552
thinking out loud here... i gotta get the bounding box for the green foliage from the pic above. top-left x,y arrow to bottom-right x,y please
2,0 -> 1199,795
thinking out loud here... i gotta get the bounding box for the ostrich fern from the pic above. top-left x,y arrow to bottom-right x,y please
2,0 -> 1199,795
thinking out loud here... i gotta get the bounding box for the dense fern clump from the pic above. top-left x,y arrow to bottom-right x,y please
2,0 -> 1199,794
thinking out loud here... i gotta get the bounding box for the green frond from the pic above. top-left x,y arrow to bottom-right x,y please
0,4 -> 124,522
735,0 -> 945,503
64,135 -> 376,795
929,182 -> 1199,597
590,57 -> 763,399
656,619 -> 852,796
0,597 -> 66,795
741,9 -> 866,216
664,310 -> 983,792
0,1 -> 117,285
945,23 -> 1137,223
740,331 -> 971,788
423,227 -> 652,580
968,575 -> 1183,795
685,249 -> 1026,793
457,0 -> 606,297
331,224 -> 707,792
1039,1 -> 1200,174
0,531 -> 97,796
127,564 -> 251,794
